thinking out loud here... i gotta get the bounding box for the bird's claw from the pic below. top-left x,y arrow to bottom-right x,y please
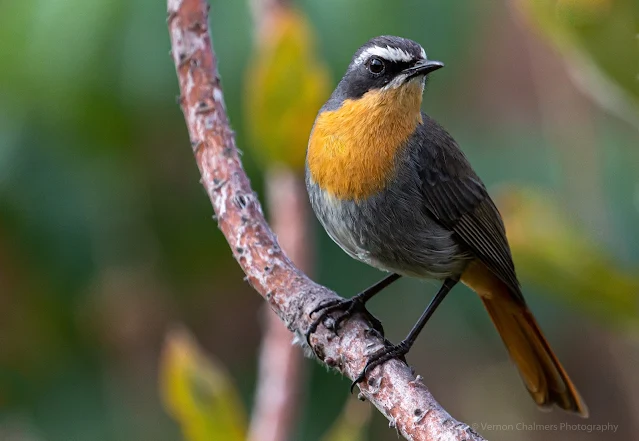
305,297 -> 384,348
349,341 -> 410,393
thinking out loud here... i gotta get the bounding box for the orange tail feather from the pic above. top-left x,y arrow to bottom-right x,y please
462,261 -> 588,417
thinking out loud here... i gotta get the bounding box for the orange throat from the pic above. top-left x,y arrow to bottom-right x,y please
307,82 -> 423,200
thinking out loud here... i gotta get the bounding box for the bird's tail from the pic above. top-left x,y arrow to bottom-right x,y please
461,261 -> 589,417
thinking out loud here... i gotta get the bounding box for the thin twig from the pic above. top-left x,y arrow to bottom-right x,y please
248,309 -> 303,441
246,0 -> 309,437
167,1 -> 487,439
248,169 -> 309,441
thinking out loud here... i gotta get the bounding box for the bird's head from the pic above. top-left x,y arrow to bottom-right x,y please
333,35 -> 443,104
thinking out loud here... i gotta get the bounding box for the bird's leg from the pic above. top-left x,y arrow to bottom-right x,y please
351,277 -> 459,391
305,273 -> 401,346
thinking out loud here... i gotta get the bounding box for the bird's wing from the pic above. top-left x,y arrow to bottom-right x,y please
416,115 -> 523,301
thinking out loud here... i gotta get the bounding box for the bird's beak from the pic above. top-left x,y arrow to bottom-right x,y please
403,59 -> 444,80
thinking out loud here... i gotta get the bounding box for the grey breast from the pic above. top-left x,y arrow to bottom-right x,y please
306,133 -> 472,280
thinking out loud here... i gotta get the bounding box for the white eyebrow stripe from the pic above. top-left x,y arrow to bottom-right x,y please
354,45 -> 416,66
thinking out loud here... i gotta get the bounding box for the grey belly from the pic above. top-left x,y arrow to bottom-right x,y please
307,180 -> 472,280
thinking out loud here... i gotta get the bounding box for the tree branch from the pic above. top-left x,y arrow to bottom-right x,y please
167,1 -> 486,439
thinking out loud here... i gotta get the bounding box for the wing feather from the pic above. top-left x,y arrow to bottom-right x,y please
417,115 -> 523,300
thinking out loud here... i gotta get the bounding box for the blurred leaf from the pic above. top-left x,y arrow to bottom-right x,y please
160,327 -> 247,441
0,0 -> 122,112
497,187 -> 639,331
320,398 -> 371,441
244,7 -> 330,170
514,0 -> 639,126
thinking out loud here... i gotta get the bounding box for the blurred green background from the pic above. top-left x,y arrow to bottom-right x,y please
1,0 -> 638,440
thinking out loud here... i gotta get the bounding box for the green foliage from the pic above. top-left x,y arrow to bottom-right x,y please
516,0 -> 639,121
498,187 -> 639,332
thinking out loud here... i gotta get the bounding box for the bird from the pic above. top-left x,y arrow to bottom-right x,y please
304,35 -> 588,417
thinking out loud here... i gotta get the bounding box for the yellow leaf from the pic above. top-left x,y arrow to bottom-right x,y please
244,7 -> 331,170
159,327 -> 247,441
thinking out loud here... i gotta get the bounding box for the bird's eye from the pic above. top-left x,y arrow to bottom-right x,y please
367,57 -> 385,74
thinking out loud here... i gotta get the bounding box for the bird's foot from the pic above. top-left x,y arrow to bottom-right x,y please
305,296 -> 384,347
350,341 -> 410,393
